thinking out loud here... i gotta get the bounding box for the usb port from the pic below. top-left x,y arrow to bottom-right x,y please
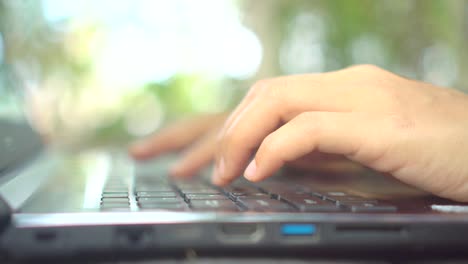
281,223 -> 316,236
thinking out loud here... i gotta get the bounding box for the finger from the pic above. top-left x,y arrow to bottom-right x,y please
244,111 -> 392,182
290,152 -> 345,163
218,80 -> 270,136
286,152 -> 362,172
286,158 -> 364,173
169,131 -> 218,178
212,96 -> 282,185
212,73 -> 363,185
222,72 -> 359,129
129,114 -> 223,160
219,65 -> 398,141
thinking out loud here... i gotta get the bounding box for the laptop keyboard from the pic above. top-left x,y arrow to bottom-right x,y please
100,173 -> 397,213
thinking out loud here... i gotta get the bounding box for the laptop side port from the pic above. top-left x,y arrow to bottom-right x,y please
281,223 -> 317,236
35,230 -> 58,242
115,226 -> 154,249
279,223 -> 319,244
216,223 -> 265,244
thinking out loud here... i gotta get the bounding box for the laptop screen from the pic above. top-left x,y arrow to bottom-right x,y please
0,65 -> 42,174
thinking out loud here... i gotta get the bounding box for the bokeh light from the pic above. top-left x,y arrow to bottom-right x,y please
1,0 -> 467,151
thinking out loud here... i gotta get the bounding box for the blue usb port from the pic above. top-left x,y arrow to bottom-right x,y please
281,224 -> 316,236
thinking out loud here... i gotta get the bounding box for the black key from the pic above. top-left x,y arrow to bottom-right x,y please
268,191 -> 305,200
178,188 -> 221,194
341,202 -> 397,213
101,197 -> 130,203
102,192 -> 128,198
259,187 -> 294,196
137,197 -> 181,203
325,191 -> 349,197
322,191 -> 352,201
231,193 -> 270,201
334,196 -> 378,202
135,186 -> 174,192
323,192 -> 375,202
190,200 -> 239,211
282,195 -> 342,212
225,186 -> 263,196
238,198 -> 294,212
136,191 -> 178,198
138,203 -> 187,210
184,194 -> 229,200
334,198 -> 379,207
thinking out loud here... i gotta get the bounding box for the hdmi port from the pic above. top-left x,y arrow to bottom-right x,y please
217,223 -> 264,243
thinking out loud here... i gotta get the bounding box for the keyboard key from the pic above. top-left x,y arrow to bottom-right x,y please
324,193 -> 377,203
281,195 -> 342,212
326,191 -> 348,197
334,196 -> 378,203
136,191 -> 178,198
135,187 -> 174,192
341,202 -> 397,213
138,203 -> 187,210
137,197 -> 181,203
180,189 -> 221,194
230,193 -> 270,200
190,200 -> 240,211
184,194 -> 229,200
238,198 -> 294,212
225,186 -> 263,196
101,197 -> 130,203
102,192 -> 128,198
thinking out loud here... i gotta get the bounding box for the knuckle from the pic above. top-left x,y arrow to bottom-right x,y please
295,112 -> 323,135
252,77 -> 288,101
260,135 -> 281,156
250,79 -> 272,97
222,130 -> 244,150
348,64 -> 390,84
352,64 -> 384,74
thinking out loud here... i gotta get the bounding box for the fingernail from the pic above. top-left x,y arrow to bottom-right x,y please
244,160 -> 257,180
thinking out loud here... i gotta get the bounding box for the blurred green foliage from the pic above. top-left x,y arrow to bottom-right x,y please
0,0 -> 467,149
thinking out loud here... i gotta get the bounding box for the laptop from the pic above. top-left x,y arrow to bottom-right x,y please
1,68 -> 468,262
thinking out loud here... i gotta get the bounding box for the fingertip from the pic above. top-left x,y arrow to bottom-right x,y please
211,174 -> 226,186
169,164 -> 184,177
169,162 -> 194,178
129,139 -> 165,160
129,140 -> 147,153
243,159 -> 257,181
128,147 -> 151,160
211,167 -> 230,186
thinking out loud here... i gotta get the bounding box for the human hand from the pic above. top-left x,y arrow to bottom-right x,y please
129,112 -> 361,177
129,113 -> 227,177
213,65 -> 468,202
